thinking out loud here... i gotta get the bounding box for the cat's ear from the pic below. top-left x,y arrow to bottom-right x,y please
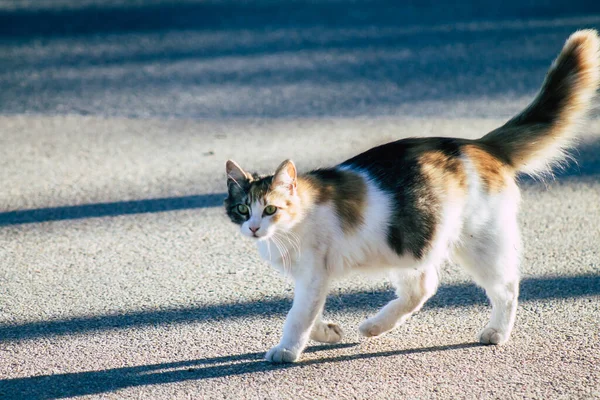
226,160 -> 251,184
273,159 -> 297,194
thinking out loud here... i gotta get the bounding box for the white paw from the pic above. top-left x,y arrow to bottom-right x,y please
479,327 -> 509,345
359,318 -> 387,337
265,345 -> 300,363
310,322 -> 343,344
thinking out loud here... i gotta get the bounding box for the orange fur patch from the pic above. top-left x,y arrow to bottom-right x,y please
462,145 -> 513,193
418,150 -> 467,198
266,189 -> 301,222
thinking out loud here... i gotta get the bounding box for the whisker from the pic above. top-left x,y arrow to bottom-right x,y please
287,233 -> 302,257
270,236 -> 285,270
277,232 -> 301,256
275,237 -> 290,273
287,231 -> 302,253
272,235 -> 291,274
266,238 -> 272,262
275,232 -> 292,253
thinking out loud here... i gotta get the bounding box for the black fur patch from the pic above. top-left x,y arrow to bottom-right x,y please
341,137 -> 463,259
224,177 -> 252,225
306,168 -> 367,233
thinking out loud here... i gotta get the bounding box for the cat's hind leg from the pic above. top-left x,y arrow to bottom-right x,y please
359,267 -> 439,337
453,215 -> 521,345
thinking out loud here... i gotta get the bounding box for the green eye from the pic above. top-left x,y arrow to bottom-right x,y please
264,205 -> 277,216
237,204 -> 249,215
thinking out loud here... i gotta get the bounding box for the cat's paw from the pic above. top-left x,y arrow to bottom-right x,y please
479,327 -> 509,345
359,318 -> 387,337
265,345 -> 300,363
310,322 -> 343,343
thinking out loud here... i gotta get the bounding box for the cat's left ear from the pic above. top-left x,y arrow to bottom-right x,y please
273,159 -> 297,194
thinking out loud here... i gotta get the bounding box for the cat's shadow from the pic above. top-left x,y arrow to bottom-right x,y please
280,341 -> 482,366
0,342 -> 481,399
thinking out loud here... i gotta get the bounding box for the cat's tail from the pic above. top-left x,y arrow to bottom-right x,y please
479,29 -> 600,176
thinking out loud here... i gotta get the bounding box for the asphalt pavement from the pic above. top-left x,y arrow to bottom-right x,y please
0,1 -> 599,399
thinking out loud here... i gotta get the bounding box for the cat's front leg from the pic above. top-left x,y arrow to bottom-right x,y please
266,271 -> 329,363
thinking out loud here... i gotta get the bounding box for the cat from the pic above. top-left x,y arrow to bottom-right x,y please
224,30 -> 600,363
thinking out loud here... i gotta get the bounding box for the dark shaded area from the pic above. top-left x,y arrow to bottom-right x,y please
1,1 -> 600,118
0,342 -> 480,399
1,274 -> 597,342
0,193 -> 226,226
1,137 -> 597,227
1,0 -> 598,39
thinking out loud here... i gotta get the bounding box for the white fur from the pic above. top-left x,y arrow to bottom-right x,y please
245,30 -> 600,362
451,156 -> 521,345
256,165 -> 523,363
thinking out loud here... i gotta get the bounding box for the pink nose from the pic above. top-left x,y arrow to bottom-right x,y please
249,227 -> 259,233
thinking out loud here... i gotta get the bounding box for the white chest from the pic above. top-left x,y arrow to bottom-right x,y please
257,238 -> 301,273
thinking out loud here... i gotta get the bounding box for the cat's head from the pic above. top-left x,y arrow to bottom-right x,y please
224,159 -> 302,240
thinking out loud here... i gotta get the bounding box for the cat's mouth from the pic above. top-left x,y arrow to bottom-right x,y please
254,232 -> 272,241
246,231 -> 269,240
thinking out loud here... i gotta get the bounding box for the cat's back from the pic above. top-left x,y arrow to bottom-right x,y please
336,136 -> 514,262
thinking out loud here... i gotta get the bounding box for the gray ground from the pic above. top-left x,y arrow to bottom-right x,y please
0,1 -> 599,399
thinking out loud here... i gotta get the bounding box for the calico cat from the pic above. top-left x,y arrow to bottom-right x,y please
224,30 -> 600,363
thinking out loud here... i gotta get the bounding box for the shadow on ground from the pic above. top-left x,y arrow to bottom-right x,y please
0,342 -> 481,399
1,0 -> 599,118
1,136 -> 598,226
0,193 -> 226,226
1,274 -> 597,342
1,1 -> 596,39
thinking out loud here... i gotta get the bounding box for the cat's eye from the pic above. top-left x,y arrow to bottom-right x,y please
237,204 -> 249,215
264,205 -> 277,216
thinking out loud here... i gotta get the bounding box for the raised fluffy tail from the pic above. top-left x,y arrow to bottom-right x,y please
480,30 -> 600,175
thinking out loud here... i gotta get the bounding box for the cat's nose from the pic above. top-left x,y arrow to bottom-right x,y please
249,227 -> 259,233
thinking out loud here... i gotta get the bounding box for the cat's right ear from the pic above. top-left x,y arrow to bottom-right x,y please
226,160 -> 251,185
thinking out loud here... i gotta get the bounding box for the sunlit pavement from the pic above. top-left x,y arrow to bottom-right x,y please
1,1 -> 599,399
